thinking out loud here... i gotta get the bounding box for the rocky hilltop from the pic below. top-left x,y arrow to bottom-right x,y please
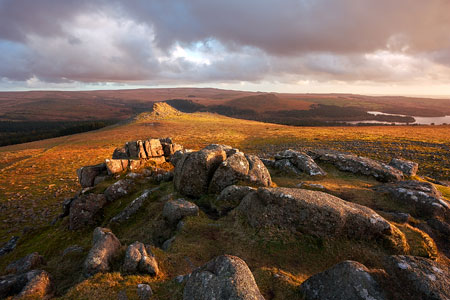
1,137 -> 449,299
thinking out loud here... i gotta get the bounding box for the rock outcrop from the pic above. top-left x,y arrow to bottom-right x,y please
174,145 -> 272,197
6,252 -> 45,274
385,255 -> 450,300
237,187 -> 400,241
162,198 -> 199,224
123,242 -> 159,276
83,227 -> 121,277
174,145 -> 227,197
77,163 -> 108,188
299,260 -> 387,300
110,188 -> 158,224
0,270 -> 54,299
209,152 -> 250,193
389,158 -> 419,176
104,179 -> 134,202
272,149 -> 327,176
79,137 -> 182,182
310,149 -> 403,182
69,193 -> 107,230
214,185 -> 255,216
245,155 -> 272,187
377,180 -> 449,219
183,255 -> 265,300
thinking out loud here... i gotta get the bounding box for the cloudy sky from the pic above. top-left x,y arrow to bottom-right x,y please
1,0 -> 450,95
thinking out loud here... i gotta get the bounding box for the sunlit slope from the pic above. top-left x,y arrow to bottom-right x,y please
0,109 -> 449,242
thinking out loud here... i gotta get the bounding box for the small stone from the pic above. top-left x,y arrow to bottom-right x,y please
137,284 -> 153,300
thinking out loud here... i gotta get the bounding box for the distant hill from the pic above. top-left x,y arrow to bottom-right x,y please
224,93 -> 311,113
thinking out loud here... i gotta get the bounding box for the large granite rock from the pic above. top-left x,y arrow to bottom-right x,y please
214,185 -> 255,216
273,159 -> 301,174
0,270 -> 54,299
385,255 -> 450,300
299,260 -> 387,300
83,227 -> 121,277
377,180 -> 449,219
389,158 -> 419,176
77,163 -> 107,188
69,193 -> 107,230
104,179 -> 134,202
209,152 -> 273,194
209,152 -> 250,194
245,155 -> 272,187
123,242 -> 159,276
183,255 -> 265,300
162,198 -> 199,224
310,150 -> 403,182
237,187 -> 400,241
274,149 -> 326,176
6,252 -> 45,274
174,145 -> 227,197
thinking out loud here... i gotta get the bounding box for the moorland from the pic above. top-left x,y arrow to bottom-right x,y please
0,89 -> 449,299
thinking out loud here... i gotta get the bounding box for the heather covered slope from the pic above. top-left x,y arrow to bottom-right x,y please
0,104 -> 449,299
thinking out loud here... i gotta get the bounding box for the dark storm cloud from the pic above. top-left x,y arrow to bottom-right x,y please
0,0 -> 449,86
118,0 -> 450,55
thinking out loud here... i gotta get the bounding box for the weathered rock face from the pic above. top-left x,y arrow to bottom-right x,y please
377,180 -> 449,219
214,185 -> 255,216
274,149 -> 326,176
273,159 -> 301,174
144,139 -> 164,157
209,152 -> 250,194
299,260 -> 387,300
112,147 -> 128,159
110,188 -> 158,224
203,144 -> 240,157
386,255 -> 450,300
170,149 -> 193,167
389,158 -> 419,176
83,227 -> 121,277
237,187 -> 395,240
113,138 -> 177,160
162,198 -> 199,224
104,179 -> 134,202
18,270 -> 54,299
183,255 -> 265,300
77,163 -> 108,188
0,270 -> 54,299
69,193 -> 107,230
137,283 -> 153,300
105,159 -> 129,175
310,149 -> 403,182
245,155 -> 272,187
0,236 -> 19,257
6,252 -> 45,274
174,146 -> 227,197
123,242 -> 159,276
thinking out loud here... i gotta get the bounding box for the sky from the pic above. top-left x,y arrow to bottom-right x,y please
1,0 -> 450,96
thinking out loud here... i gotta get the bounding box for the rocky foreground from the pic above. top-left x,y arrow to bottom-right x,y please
1,137 -> 449,299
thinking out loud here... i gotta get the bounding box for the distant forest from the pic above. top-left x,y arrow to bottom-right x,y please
164,99 -> 415,126
0,120 -> 117,147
